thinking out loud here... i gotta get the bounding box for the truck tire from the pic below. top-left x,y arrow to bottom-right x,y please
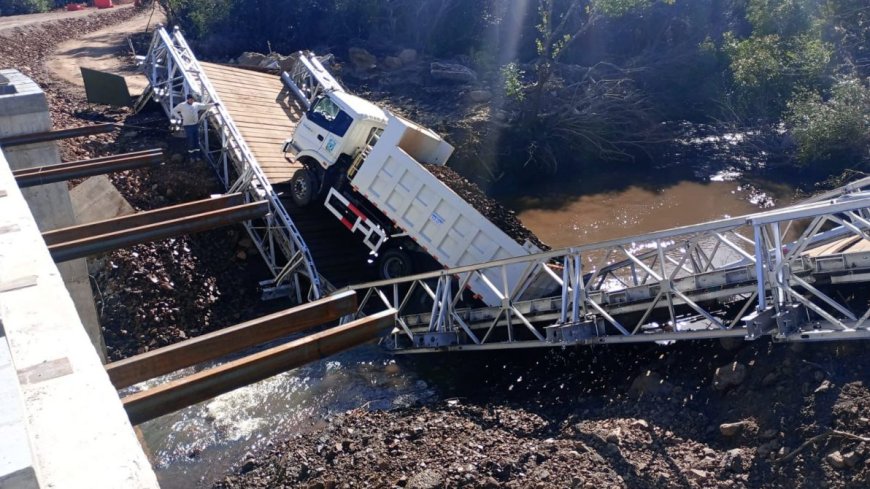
377,248 -> 414,280
291,168 -> 315,207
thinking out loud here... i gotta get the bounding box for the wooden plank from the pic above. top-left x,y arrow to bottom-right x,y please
122,309 -> 397,425
106,291 -> 357,389
846,239 -> 870,253
202,63 -> 283,82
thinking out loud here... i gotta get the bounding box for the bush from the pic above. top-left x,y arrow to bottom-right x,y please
785,77 -> 870,167
0,0 -> 51,15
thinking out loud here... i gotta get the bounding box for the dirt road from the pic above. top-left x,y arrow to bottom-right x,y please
47,3 -> 165,97
0,4 -> 135,32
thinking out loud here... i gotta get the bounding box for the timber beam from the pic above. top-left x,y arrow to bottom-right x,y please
43,194 -> 268,262
106,290 -> 358,389
13,149 -> 164,188
122,309 -> 397,425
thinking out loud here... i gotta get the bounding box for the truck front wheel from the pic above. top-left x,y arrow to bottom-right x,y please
377,248 -> 414,280
291,168 -> 315,207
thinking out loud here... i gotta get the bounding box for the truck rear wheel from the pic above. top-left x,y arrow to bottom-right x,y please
377,248 -> 414,280
291,168 -> 315,207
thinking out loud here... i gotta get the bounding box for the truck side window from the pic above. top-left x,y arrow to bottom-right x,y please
309,97 -> 352,137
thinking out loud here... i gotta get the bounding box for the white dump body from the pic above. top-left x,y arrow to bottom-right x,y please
351,116 -> 548,306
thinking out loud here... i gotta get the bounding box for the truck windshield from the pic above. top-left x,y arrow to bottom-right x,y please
309,96 -> 352,137
312,97 -> 340,121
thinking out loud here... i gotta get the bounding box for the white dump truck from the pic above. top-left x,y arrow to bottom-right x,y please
282,54 -> 551,306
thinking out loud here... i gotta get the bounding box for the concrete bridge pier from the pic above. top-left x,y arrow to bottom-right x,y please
0,69 -> 105,362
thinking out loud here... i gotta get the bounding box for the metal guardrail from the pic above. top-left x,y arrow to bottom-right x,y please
141,26 -> 322,301
344,184 -> 870,352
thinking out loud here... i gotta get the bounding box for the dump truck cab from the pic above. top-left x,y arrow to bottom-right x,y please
285,91 -> 388,206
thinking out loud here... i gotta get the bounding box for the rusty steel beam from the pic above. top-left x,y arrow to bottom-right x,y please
13,149 -> 163,188
122,308 -> 396,425
0,123 -> 117,147
47,200 -> 268,262
106,290 -> 358,389
42,193 -> 246,246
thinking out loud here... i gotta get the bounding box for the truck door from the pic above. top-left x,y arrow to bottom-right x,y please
296,96 -> 352,168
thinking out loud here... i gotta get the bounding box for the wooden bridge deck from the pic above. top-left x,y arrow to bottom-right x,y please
202,62 -> 377,288
201,62 -> 304,185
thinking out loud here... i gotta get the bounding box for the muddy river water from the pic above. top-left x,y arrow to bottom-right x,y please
512,178 -> 794,248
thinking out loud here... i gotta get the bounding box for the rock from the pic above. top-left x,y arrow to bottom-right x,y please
713,362 -> 747,391
606,428 -> 621,444
826,450 -> 846,469
467,89 -> 493,103
430,62 -> 477,83
722,448 -> 744,471
348,47 -> 377,71
631,419 -> 650,429
398,48 -> 417,64
814,380 -> 832,394
689,468 -> 708,479
843,451 -> 861,468
238,51 -> 267,67
629,370 -> 674,398
719,420 -> 751,437
480,476 -> 499,488
407,469 -> 443,489
383,56 -> 403,70
170,153 -> 184,163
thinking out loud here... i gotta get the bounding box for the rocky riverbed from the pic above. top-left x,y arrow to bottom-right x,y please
215,341 -> 870,489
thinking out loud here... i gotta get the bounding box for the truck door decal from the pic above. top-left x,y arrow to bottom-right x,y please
325,137 -> 337,153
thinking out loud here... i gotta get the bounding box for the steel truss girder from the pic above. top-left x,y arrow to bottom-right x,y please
140,26 -> 322,300
347,186 -> 870,352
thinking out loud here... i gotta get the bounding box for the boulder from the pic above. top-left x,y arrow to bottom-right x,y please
430,62 -> 477,83
398,48 -> 417,64
348,47 -> 377,71
712,361 -> 747,391
237,51 -> 267,67
826,450 -> 846,469
719,420 -> 751,437
467,89 -> 493,103
383,56 -> 403,70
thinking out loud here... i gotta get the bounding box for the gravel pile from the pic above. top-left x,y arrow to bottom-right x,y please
425,164 -> 549,251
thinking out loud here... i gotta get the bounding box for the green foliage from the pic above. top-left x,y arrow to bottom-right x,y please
723,0 -> 833,117
0,0 -> 51,15
785,77 -> 870,166
590,0 -> 672,18
500,63 -> 525,102
163,0 -> 233,39
746,0 -> 818,36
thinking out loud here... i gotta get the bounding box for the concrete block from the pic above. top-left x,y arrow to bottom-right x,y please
70,175 -> 135,223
